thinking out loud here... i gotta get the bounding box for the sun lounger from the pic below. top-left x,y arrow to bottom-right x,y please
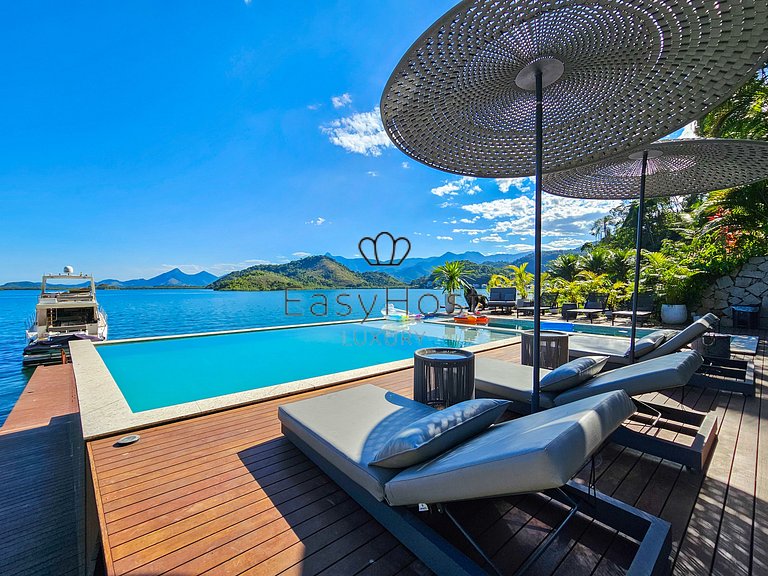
516,294 -> 559,317
279,384 -> 671,576
611,293 -> 655,326
568,293 -> 607,323
475,351 -> 718,472
568,313 -> 719,366
486,287 -> 516,313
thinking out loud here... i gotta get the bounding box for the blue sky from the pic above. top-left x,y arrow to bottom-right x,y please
0,1 -> 689,282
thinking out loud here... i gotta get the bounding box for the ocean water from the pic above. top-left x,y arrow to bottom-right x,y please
0,288 -> 447,424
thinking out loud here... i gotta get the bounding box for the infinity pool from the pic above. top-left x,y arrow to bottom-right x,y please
96,320 -> 515,412
488,317 -> 655,337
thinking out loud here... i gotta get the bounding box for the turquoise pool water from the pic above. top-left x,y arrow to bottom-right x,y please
97,320 -> 514,412
488,317 -> 654,337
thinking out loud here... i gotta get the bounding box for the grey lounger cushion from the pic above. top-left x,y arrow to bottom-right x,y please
278,384 -> 435,501
568,334 -> 635,365
371,398 -> 509,468
475,350 -> 703,407
554,351 -> 703,405
475,360 -> 558,408
384,391 -> 635,506
540,356 -> 609,392
643,313 -> 717,360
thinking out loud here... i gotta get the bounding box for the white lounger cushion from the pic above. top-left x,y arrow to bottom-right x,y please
279,384 -> 633,506
474,350 -> 703,407
553,351 -> 703,405
474,360 -> 558,408
278,385 -> 436,501
569,313 -> 718,364
384,391 -> 634,506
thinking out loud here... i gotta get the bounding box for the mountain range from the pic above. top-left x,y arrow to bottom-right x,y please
0,268 -> 218,289
210,256 -> 406,291
328,250 -> 526,282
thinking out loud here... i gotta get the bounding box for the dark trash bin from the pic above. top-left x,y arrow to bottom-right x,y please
732,305 -> 760,330
413,348 -> 475,409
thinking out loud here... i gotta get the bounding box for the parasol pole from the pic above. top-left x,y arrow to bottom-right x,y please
628,150 -> 648,363
532,68 -> 543,412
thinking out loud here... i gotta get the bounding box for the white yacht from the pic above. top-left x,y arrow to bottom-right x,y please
23,266 -> 108,365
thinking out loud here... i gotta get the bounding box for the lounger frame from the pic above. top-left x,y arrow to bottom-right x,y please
283,425 -> 672,576
478,394 -> 717,473
611,401 -> 719,472
689,357 -> 755,397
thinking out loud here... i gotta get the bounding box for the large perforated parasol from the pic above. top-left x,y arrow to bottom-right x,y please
381,1 -> 768,177
544,138 -> 768,360
380,0 -> 768,411
544,139 -> 768,199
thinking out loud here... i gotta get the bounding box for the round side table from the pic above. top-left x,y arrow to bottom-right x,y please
520,330 -> 570,369
413,348 -> 475,409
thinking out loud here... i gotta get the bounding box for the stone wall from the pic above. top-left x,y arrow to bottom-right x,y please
696,256 -> 768,328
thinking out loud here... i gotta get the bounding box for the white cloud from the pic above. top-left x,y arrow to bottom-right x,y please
431,176 -> 481,197
438,201 -> 455,208
401,161 -> 410,169
459,217 -> 479,224
436,236 -> 453,241
292,251 -> 312,258
458,194 -> 620,244
479,234 -> 506,243
680,122 -> 699,139
495,177 -> 534,193
331,93 -> 352,109
307,103 -> 321,111
452,228 -> 484,236
306,217 -> 327,226
321,107 -> 393,156
367,171 -> 378,177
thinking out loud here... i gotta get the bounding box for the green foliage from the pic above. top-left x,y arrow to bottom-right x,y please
211,256 -> 406,291
640,252 -> 701,305
487,274 -> 513,288
547,253 -> 581,281
697,73 -> 768,139
432,261 -> 468,294
506,263 -> 534,299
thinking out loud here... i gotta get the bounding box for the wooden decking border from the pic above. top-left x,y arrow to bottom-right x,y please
2,330 -> 766,576
0,364 -> 85,576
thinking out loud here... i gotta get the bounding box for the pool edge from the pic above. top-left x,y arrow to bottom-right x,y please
72,334 -> 519,440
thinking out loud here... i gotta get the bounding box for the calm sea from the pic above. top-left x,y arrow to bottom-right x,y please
0,288 -> 444,425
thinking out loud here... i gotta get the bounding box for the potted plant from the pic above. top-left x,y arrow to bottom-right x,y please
433,261 -> 468,314
641,252 -> 700,325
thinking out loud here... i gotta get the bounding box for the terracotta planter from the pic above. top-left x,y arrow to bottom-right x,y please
661,304 -> 688,325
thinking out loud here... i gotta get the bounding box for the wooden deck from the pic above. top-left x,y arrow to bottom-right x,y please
80,332 -> 767,576
0,364 -> 85,576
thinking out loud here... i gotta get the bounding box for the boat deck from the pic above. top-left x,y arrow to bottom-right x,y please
82,332 -> 767,576
0,364 -> 85,576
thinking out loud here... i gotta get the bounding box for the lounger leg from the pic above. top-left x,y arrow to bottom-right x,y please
444,488 -> 581,576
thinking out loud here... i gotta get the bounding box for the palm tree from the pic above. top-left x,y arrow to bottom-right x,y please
697,72 -> 768,139
507,263 -> 534,299
547,253 -> 580,281
697,181 -> 768,248
606,248 -> 634,282
579,248 -> 610,274
433,261 -> 469,313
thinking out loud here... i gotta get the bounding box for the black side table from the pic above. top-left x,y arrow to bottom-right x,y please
413,348 -> 475,409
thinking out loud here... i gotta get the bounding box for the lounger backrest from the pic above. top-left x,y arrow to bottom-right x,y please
635,292 -> 655,311
383,391 -> 635,506
489,287 -> 516,301
643,314 -> 717,360
553,350 -> 703,406
585,293 -> 606,309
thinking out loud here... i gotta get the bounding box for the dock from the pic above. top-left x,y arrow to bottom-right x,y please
0,364 -> 85,576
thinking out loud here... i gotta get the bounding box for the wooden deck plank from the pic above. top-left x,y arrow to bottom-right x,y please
83,333 -> 768,576
0,364 -> 84,576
